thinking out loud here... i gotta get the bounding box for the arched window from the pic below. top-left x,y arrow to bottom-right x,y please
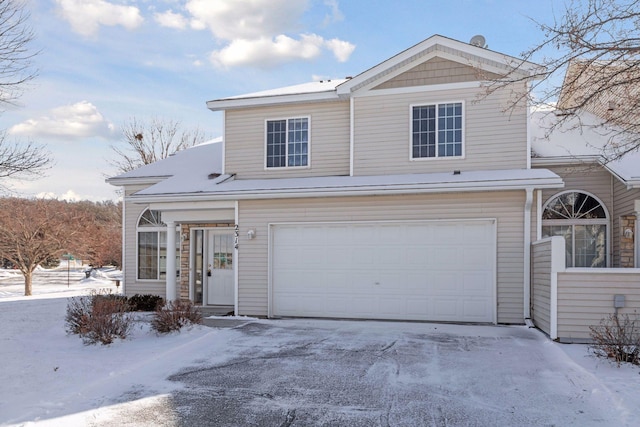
542,191 -> 608,268
137,209 -> 179,280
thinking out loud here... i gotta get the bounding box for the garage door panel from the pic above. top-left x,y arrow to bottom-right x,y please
272,220 -> 495,323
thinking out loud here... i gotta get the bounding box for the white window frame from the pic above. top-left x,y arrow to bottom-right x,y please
541,190 -> 610,268
264,116 -> 311,170
136,209 -> 179,281
409,100 -> 465,160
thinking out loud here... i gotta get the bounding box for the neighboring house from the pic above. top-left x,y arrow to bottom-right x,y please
107,35 -> 640,342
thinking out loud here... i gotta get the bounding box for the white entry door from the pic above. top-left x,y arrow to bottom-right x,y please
191,229 -> 235,305
271,220 -> 496,323
204,231 -> 235,306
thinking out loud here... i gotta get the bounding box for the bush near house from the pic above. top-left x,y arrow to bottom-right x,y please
589,313 -> 640,365
65,290 -> 133,345
151,300 -> 202,334
128,294 -> 164,312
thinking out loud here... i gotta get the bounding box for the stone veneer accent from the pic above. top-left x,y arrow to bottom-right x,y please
178,223 -> 235,301
620,214 -> 636,268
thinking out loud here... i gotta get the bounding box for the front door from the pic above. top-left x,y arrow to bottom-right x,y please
192,229 -> 235,306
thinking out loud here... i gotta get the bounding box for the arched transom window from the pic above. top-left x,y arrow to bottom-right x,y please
542,191 -> 608,268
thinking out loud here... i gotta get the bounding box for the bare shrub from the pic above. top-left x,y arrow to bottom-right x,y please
589,313 -> 640,365
65,290 -> 133,345
151,300 -> 202,334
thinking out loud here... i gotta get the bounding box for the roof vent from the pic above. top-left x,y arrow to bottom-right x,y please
345,76 -> 353,79
469,35 -> 487,48
208,173 -> 221,180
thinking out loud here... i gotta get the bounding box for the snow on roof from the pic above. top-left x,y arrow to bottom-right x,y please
130,168 -> 562,201
531,111 -> 640,186
219,79 -> 348,101
107,138 -> 223,183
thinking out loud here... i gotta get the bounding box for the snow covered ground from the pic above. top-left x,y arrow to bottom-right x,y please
1,267 -> 640,426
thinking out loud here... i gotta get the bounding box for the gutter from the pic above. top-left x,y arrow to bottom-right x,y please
126,178 -> 565,204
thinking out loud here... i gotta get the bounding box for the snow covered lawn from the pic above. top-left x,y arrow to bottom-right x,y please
2,268 -> 640,426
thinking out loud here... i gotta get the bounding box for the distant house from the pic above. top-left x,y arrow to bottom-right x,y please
107,35 -> 640,343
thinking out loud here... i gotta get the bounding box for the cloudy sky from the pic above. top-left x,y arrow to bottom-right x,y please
1,0 -> 559,201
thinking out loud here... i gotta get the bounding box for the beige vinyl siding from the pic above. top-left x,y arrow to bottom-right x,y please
556,271 -> 640,341
374,57 -> 501,90
237,190 -> 526,323
531,240 -> 552,336
123,185 -> 165,298
225,101 -> 350,179
540,165 -> 613,212
353,84 -> 528,175
613,179 -> 640,267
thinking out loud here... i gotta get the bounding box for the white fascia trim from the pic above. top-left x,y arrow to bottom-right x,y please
531,156 -> 600,166
357,81 -> 481,98
148,200 -> 236,210
126,178 -> 565,204
106,176 -> 168,186
207,91 -> 341,111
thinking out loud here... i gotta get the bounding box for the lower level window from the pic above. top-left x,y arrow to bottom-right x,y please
137,209 -> 179,280
541,191 -> 608,268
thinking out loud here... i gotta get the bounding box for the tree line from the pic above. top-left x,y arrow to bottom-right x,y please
0,198 -> 122,296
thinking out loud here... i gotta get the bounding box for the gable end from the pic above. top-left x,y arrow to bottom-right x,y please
373,56 -> 503,90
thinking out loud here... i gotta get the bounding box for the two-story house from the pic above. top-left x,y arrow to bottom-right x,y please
107,35 -> 640,339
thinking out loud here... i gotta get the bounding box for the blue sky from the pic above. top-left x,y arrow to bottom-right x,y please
2,0 -> 561,201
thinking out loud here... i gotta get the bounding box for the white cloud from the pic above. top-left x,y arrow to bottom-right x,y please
210,34 -> 325,68
9,101 -> 115,140
325,38 -> 355,62
154,10 -> 188,30
186,0 -> 309,40
55,0 -> 143,37
323,0 -> 344,26
184,0 -> 355,68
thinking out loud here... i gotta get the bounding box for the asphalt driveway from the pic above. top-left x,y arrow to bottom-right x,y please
166,319 -> 619,426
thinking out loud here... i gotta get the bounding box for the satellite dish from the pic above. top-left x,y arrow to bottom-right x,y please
469,35 -> 487,48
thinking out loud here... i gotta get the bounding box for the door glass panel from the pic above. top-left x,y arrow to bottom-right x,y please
193,230 -> 203,304
213,234 -> 233,270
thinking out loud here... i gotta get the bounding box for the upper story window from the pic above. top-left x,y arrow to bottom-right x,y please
266,117 -> 309,168
411,102 -> 463,159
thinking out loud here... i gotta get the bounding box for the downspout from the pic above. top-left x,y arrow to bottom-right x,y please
234,200 -> 239,315
635,200 -> 640,267
523,187 -> 534,320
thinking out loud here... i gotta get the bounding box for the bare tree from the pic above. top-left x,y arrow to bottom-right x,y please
0,198 -> 87,296
485,0 -> 640,161
111,117 -> 209,173
0,132 -> 50,191
0,0 -> 38,106
0,0 -> 50,190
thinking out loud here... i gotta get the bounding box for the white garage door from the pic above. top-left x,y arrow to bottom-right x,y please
271,220 -> 496,323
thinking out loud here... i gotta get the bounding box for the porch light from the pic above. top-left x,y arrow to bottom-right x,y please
624,228 -> 633,239
247,228 -> 256,240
